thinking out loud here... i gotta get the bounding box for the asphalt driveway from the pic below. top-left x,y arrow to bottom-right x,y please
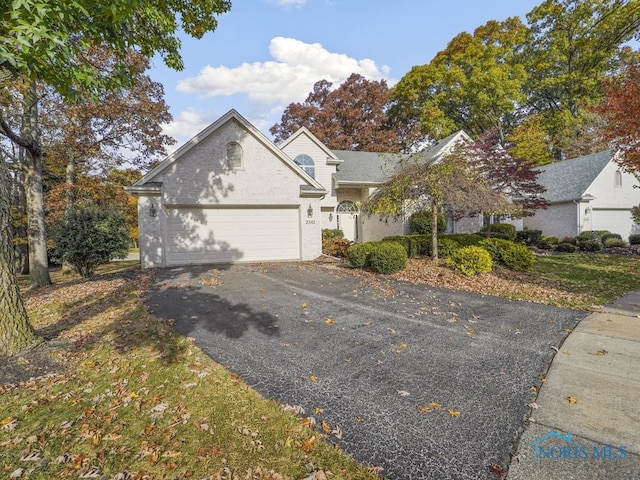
145,261 -> 585,480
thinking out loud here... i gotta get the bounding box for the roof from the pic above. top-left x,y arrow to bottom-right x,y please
534,150 -> 613,203
332,150 -> 406,185
332,130 -> 471,185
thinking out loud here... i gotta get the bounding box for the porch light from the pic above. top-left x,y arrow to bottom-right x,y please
329,213 -> 333,222
149,203 -> 158,218
307,204 -> 313,218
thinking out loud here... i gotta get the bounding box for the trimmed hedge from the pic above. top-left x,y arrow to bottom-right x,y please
382,235 -> 419,258
516,229 -> 543,247
446,246 -> 493,277
480,223 -> 517,241
604,238 -> 627,248
346,242 -> 378,268
479,238 -> 535,271
408,210 -> 447,235
629,234 -> 640,245
580,239 -> 602,252
368,242 -> 408,274
440,233 -> 484,247
555,242 -> 577,253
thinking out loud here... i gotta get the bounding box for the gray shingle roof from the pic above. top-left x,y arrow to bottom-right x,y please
534,150 -> 612,203
332,150 -> 407,184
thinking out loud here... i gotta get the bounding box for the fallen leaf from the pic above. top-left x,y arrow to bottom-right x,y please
301,303 -> 308,309
447,409 -> 460,417
301,436 -> 316,453
417,405 -> 430,413
527,402 -> 540,410
590,349 -> 608,356
325,318 -> 335,324
429,401 -> 442,410
331,426 -> 343,439
10,468 -> 24,478
530,386 -> 538,393
400,343 -> 409,349
564,328 -> 573,333
314,407 -> 324,415
489,464 -> 506,476
397,390 -> 410,397
567,396 -> 578,404
321,421 -> 331,434
309,375 -> 318,382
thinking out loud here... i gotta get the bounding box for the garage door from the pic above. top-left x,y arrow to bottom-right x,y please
591,208 -> 633,237
166,207 -> 300,265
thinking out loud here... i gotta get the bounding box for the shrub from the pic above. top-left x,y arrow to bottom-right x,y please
408,210 -> 447,235
480,223 -> 517,241
478,238 -> 534,271
50,205 -> 129,278
629,234 -> 640,245
440,233 -> 484,247
446,246 -> 493,277
604,238 -> 627,248
322,236 -> 351,257
561,237 -> 577,245
515,229 -> 543,246
409,234 -> 432,256
346,242 -> 377,268
437,237 -> 460,258
382,235 -> 418,258
580,239 -> 602,252
555,242 -> 577,253
600,233 -> 622,244
322,229 -> 344,240
368,242 -> 408,274
543,236 -> 560,246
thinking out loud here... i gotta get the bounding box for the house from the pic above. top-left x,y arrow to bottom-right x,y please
523,150 -> 640,239
127,110 -> 473,268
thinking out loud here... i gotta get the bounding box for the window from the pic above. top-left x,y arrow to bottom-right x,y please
336,200 -> 359,214
294,154 -> 315,178
226,142 -> 243,169
615,170 -> 623,187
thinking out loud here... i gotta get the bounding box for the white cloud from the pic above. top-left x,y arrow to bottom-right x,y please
176,37 -> 391,108
273,0 -> 308,5
162,109 -> 212,147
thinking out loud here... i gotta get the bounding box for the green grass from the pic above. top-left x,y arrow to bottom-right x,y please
530,253 -> 640,308
2,266 -> 377,480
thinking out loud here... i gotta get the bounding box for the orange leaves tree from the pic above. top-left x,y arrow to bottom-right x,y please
270,73 -> 409,152
596,62 -> 640,174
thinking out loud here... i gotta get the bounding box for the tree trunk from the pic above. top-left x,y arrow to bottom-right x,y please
21,83 -> 51,288
11,166 -> 29,275
0,155 -> 41,354
431,200 -> 439,260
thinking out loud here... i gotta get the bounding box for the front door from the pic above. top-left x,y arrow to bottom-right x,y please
336,201 -> 359,242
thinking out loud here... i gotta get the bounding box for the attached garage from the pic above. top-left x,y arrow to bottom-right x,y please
165,206 -> 301,265
127,110 -> 326,269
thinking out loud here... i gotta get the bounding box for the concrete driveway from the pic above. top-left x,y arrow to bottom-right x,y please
145,261 -> 585,480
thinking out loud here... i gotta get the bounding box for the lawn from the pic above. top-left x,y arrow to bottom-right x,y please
1,264 -> 378,480
395,253 -> 640,310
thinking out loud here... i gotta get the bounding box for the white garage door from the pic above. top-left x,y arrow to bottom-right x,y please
166,207 -> 300,265
591,209 -> 634,238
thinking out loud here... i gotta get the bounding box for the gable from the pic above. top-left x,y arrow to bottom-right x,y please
128,110 -> 326,202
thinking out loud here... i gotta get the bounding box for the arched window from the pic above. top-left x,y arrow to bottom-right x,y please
336,200 -> 359,214
226,142 -> 243,169
294,154 -> 315,178
615,170 -> 623,187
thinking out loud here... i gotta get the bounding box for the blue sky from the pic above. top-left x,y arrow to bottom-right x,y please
150,0 -> 542,145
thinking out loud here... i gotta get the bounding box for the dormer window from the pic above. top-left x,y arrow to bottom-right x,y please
226,142 -> 243,169
294,154 -> 315,178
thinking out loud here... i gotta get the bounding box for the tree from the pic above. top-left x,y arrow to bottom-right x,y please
271,73 -> 405,152
0,0 -> 230,354
390,17 -> 528,143
364,131 -> 548,259
522,0 -> 640,159
595,62 -> 640,173
50,205 -> 129,278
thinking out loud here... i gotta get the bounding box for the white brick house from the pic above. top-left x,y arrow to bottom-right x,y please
523,151 -> 640,239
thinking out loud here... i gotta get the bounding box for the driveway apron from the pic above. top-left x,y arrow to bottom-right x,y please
145,262 -> 585,480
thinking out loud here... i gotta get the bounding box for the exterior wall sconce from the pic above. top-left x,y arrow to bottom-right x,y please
149,203 -> 158,218
307,204 -> 313,218
329,213 -> 333,222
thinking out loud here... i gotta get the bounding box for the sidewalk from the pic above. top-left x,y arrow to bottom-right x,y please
508,293 -> 640,479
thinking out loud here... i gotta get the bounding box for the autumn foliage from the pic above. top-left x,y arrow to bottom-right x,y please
595,64 -> 640,174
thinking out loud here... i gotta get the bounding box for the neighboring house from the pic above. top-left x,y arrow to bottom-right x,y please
523,150 -> 640,239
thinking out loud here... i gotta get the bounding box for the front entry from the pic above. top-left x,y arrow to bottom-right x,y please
337,201 -> 359,242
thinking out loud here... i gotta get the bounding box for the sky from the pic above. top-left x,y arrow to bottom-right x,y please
150,0 -> 543,146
